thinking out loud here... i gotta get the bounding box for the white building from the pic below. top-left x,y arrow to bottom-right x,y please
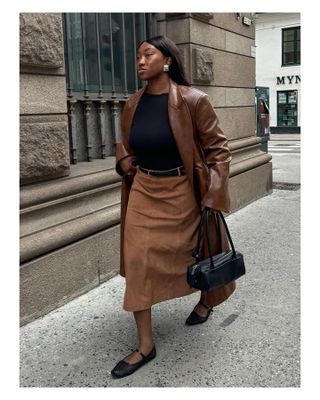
255,13 -> 300,133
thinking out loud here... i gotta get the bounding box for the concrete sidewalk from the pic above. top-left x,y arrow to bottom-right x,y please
20,186 -> 300,387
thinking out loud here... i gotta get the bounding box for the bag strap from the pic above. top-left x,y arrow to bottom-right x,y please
193,209 -> 237,264
216,211 -> 236,257
192,208 -> 207,260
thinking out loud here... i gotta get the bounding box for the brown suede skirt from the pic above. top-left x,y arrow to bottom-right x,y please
123,167 -> 201,311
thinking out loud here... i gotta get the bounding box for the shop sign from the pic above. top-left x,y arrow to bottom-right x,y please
276,75 -> 301,85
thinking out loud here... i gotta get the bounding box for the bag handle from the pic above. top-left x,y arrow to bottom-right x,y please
192,208 -> 237,265
184,99 -> 236,264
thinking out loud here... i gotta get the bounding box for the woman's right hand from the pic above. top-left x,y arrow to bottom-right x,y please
119,156 -> 138,176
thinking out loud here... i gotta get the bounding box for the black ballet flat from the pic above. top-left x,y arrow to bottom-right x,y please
111,345 -> 156,379
185,300 -> 213,325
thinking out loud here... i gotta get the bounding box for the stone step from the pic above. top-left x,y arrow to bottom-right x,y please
20,159 -> 121,264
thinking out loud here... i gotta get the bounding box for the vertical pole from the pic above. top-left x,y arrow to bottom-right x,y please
98,101 -> 106,159
68,100 -> 78,164
95,14 -> 103,98
143,13 -> 147,38
83,101 -> 93,161
111,101 -> 121,144
63,13 -> 74,98
108,14 -> 116,99
80,13 -> 89,98
121,13 -> 128,98
132,14 -> 138,91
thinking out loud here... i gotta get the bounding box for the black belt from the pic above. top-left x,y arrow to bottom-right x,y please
139,165 -> 186,177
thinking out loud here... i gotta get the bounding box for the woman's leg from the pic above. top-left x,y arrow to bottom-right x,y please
189,292 -> 212,317
193,283 -> 237,317
122,308 -> 154,364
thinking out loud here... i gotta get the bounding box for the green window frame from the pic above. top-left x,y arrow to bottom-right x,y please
277,90 -> 298,127
282,26 -> 300,66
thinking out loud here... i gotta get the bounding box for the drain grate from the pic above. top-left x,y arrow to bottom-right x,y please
273,182 -> 300,191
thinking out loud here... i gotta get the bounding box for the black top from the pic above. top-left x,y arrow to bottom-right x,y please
129,92 -> 183,170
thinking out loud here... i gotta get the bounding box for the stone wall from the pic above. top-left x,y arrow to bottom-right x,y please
20,13 -> 70,185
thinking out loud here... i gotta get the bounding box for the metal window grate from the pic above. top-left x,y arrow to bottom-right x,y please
62,13 -> 152,163
63,12 -> 151,100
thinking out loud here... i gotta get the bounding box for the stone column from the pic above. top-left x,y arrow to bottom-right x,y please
20,13 -> 70,185
156,13 -> 272,210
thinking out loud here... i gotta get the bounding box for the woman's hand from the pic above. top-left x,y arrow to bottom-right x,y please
119,156 -> 138,176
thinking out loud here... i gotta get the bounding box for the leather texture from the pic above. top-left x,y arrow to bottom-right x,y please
111,345 -> 157,379
115,78 -> 236,308
185,300 -> 213,325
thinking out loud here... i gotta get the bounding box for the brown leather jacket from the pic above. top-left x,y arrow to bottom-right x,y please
116,78 -> 231,212
115,78 -> 235,307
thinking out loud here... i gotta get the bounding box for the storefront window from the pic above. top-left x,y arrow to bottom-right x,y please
277,90 -> 298,127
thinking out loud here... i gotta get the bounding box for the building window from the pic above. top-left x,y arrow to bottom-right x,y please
63,13 -> 152,99
282,26 -> 300,66
277,90 -> 298,127
62,13 -> 153,163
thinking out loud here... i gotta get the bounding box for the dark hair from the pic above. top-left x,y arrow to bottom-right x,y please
137,35 -> 191,86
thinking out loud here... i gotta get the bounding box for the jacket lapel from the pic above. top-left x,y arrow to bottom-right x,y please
168,79 -> 194,186
120,84 -> 147,153
122,79 -> 194,186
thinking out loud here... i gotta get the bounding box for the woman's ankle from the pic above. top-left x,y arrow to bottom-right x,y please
139,340 -> 154,353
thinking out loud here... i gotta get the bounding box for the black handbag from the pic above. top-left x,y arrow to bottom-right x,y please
187,208 -> 245,291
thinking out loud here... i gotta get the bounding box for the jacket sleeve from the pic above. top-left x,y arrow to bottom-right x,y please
115,102 -> 135,176
195,94 -> 232,212
115,144 -> 132,176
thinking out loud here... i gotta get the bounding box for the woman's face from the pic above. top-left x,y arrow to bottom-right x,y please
136,42 -> 171,81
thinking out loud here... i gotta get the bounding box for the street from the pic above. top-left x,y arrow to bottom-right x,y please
268,133 -> 300,187
19,133 -> 301,388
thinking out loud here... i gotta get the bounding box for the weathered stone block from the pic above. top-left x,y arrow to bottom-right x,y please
192,47 -> 214,83
230,162 -> 272,212
166,13 -> 213,23
190,13 -> 213,23
20,13 -> 64,68
211,13 -> 255,39
225,31 -> 255,57
193,85 -> 255,107
194,86 -> 255,108
20,74 -> 67,114
215,107 -> 256,140
20,224 -> 120,326
166,18 -> 190,43
190,19 -> 226,51
20,118 -> 70,184
209,48 -> 255,87
225,88 -> 255,107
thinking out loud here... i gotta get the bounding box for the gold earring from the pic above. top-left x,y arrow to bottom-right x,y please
163,64 -> 169,72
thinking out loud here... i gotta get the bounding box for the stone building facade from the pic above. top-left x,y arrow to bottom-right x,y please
20,12 -> 272,325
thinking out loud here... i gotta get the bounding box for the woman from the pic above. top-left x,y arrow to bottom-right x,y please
111,35 -> 235,379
